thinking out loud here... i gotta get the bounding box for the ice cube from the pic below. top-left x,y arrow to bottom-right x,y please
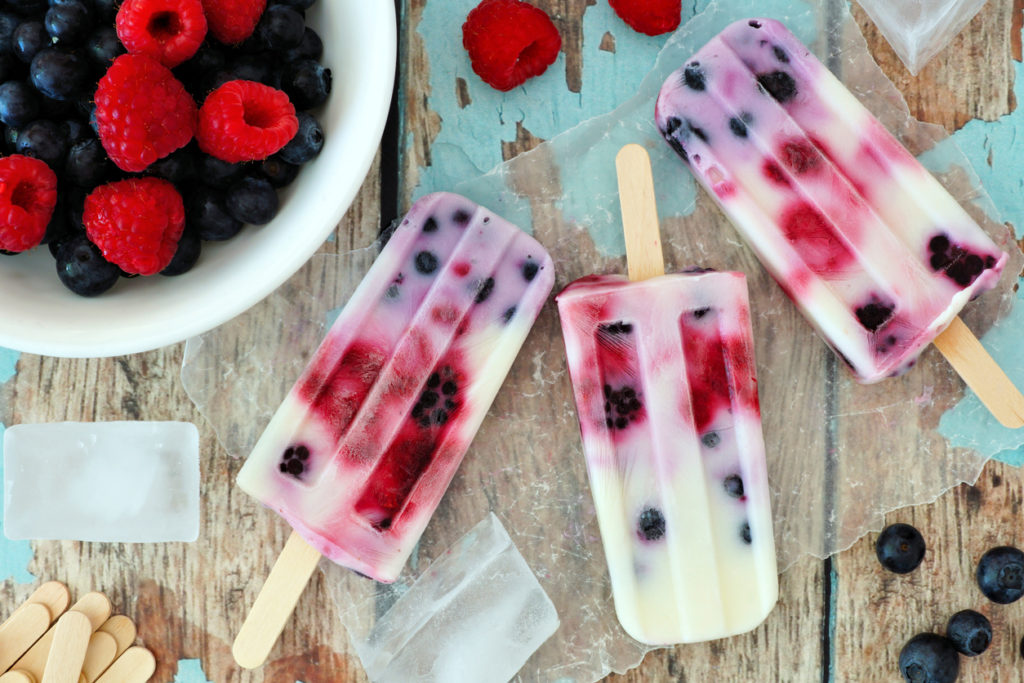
856,0 -> 987,74
352,513 -> 559,683
3,422 -> 200,543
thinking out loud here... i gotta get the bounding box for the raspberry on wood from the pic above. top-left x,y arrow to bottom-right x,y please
608,0 -> 681,36
94,53 -> 197,172
197,80 -> 298,163
116,0 -> 207,68
462,0 -> 561,92
84,177 -> 185,275
0,154 -> 58,253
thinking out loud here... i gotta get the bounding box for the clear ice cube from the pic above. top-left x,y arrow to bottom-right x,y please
3,422 -> 200,543
352,513 -> 559,683
856,0 -> 988,74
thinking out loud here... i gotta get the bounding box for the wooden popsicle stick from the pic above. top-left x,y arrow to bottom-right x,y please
14,594 -> 111,681
95,618 -> 134,660
232,531 -> 322,669
616,144 -> 665,282
933,316 -> 1024,428
78,632 -> 117,683
93,647 -> 154,683
40,612 -> 91,683
0,604 -> 52,672
16,583 -> 71,627
0,671 -> 36,683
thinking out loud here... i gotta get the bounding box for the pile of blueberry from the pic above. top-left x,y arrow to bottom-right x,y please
0,0 -> 331,295
875,523 -> 1024,682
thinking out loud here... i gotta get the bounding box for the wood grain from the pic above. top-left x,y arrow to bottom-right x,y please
1,0 -> 1019,681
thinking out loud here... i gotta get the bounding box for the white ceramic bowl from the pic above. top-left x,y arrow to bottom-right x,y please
0,0 -> 396,357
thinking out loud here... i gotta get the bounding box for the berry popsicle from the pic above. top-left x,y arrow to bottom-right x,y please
555,145 -> 777,645
655,18 -> 1024,426
232,192 -> 554,667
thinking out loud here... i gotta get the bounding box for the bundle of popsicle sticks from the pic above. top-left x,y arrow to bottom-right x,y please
0,582 -> 155,683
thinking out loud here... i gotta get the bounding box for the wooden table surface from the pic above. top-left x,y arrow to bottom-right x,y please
2,0 -> 1024,681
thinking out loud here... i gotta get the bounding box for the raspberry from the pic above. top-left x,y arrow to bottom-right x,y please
116,0 -> 208,68
197,80 -> 298,163
462,0 -> 561,92
84,177 -> 185,275
0,155 -> 57,253
95,53 -> 197,172
608,0 -> 680,36
201,0 -> 266,45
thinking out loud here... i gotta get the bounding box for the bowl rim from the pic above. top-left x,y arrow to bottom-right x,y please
0,1 -> 397,358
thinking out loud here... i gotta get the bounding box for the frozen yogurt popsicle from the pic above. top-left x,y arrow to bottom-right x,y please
238,191 -> 553,580
555,145 -> 777,645
233,191 -> 554,667
655,18 -> 1007,386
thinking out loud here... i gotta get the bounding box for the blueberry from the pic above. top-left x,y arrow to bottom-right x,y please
723,474 -> 744,498
16,119 -> 68,167
30,48 -> 90,100
0,12 -> 21,53
196,152 -> 244,188
898,633 -> 959,683
740,522 -> 752,543
85,25 -> 123,65
422,216 -> 438,232
976,546 -> 1024,604
92,0 -> 118,22
522,258 -> 539,281
682,62 -> 705,90
757,70 -> 798,103
224,176 -> 278,225
283,26 -> 322,62
55,233 -> 120,296
875,523 -> 926,574
945,610 -> 991,656
7,0 -> 48,16
255,4 -> 304,51
187,185 -> 243,240
637,507 -> 665,541
414,250 -> 438,274
228,53 -> 280,88
701,431 -> 721,448
772,45 -> 789,63
258,155 -> 299,187
147,146 -> 195,185
278,444 -> 310,478
281,58 -> 331,109
474,276 -> 494,303
64,137 -> 111,187
161,228 -> 201,276
855,298 -> 895,332
44,0 -> 91,47
62,117 -> 89,144
272,0 -> 316,9
0,81 -> 39,127
278,111 -> 323,164
728,116 -> 748,137
13,20 -> 49,64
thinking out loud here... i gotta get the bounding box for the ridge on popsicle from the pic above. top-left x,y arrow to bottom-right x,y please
655,17 -> 1024,427
232,191 -> 555,669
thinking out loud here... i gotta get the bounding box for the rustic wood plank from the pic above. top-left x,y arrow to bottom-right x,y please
851,0 -> 1020,131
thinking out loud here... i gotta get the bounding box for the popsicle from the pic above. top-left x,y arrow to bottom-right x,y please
655,18 -> 1024,426
555,144 -> 777,645
233,192 -> 554,667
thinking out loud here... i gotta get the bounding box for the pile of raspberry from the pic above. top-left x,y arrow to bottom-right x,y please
0,0 -> 331,296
